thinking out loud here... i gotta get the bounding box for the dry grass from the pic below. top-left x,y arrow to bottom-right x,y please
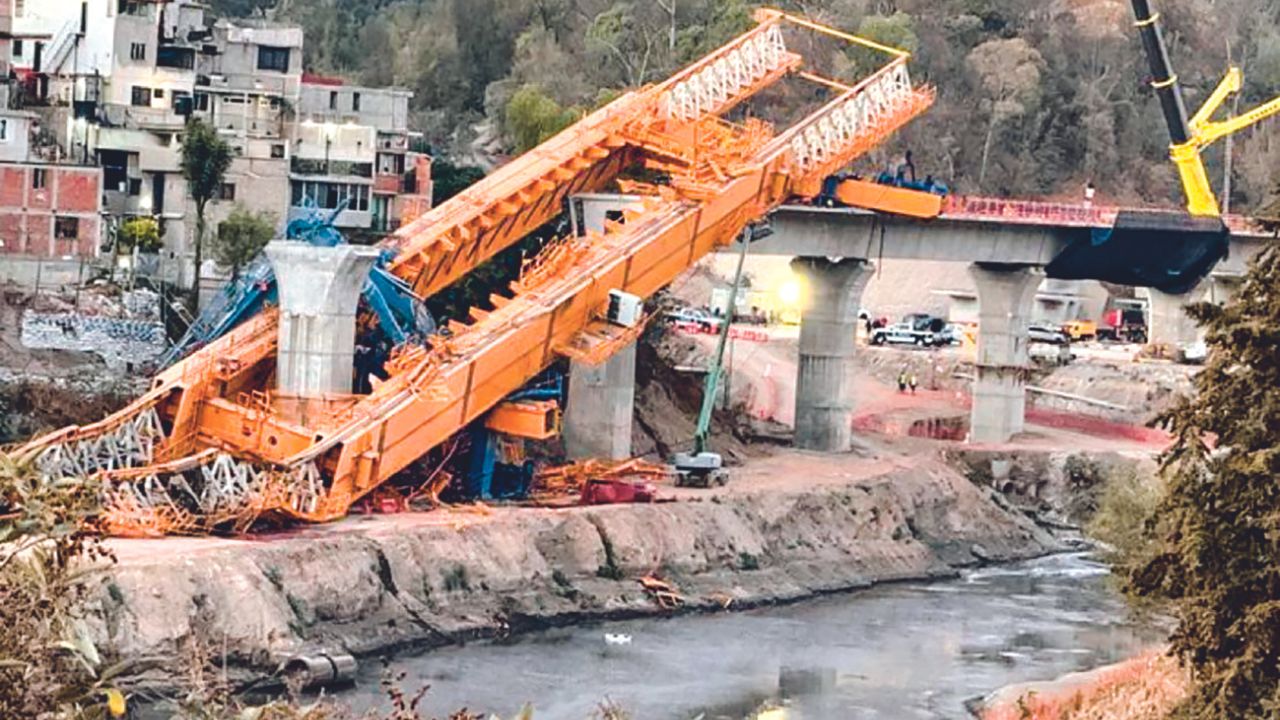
982,651 -> 1189,720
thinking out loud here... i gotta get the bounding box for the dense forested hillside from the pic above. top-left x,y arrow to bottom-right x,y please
216,0 -> 1280,212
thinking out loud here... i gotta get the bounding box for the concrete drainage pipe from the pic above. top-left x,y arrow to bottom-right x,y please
282,652 -> 358,689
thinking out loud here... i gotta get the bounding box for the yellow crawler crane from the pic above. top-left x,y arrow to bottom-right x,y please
1131,0 -> 1280,217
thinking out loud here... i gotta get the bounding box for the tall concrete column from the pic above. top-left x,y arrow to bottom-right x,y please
265,241 -> 380,401
1147,276 -> 1238,347
792,257 -> 873,452
563,342 -> 636,461
1147,284 -> 1207,348
969,264 -> 1042,444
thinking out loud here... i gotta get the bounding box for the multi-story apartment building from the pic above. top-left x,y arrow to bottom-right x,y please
295,76 -> 431,234
0,1 -> 104,275
10,0 -> 432,291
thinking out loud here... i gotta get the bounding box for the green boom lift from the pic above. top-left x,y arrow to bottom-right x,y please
673,222 -> 769,487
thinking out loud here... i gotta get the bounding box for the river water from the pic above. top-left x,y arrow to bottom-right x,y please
341,552 -> 1164,719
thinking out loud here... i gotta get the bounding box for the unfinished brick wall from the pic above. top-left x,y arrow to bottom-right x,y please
0,164 -> 103,257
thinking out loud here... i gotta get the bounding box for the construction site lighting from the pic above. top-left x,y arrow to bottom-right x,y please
778,278 -> 803,308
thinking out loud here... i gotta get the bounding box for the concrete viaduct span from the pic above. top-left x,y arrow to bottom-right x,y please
571,194 -> 1275,451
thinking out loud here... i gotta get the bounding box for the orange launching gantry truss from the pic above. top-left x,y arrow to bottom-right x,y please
19,10 -> 933,535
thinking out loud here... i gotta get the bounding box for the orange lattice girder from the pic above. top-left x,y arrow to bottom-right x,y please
20,11 -> 934,534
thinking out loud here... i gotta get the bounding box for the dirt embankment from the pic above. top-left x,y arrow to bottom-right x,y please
90,454 -> 1058,691
631,328 -> 775,463
946,448 -> 1157,528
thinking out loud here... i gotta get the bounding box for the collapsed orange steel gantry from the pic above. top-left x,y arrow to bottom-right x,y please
19,10 -> 933,535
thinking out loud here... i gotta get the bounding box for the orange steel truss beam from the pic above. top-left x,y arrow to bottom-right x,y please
19,10 -> 934,535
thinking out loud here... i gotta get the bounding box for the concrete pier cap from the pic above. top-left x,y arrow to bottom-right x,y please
791,256 -> 874,453
265,241 -> 380,407
968,263 -> 1042,444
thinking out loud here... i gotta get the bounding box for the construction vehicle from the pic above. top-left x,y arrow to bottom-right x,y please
1130,0 -> 1280,218
1061,319 -> 1097,342
19,10 -> 933,535
672,223 -> 759,488
1098,307 -> 1148,344
160,200 -> 431,370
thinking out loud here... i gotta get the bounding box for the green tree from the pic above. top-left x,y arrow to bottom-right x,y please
845,12 -> 920,76
1129,245 -> 1280,718
180,120 -> 232,314
504,85 -> 580,153
115,216 -> 161,255
965,38 -> 1044,191
430,159 -> 487,206
211,207 -> 276,280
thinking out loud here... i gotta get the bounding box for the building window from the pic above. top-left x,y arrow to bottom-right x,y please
55,217 -> 79,240
352,92 -> 361,112
329,91 -> 337,110
118,0 -> 148,16
14,0 -> 24,16
219,183 -> 236,201
157,46 -> 195,69
291,181 -> 370,212
153,88 -> 165,100
128,178 -> 142,196
131,86 -> 150,107
13,40 -> 23,58
32,168 -> 47,190
377,153 -> 405,175
98,150 -> 129,190
257,45 -> 290,73
271,144 -> 286,159
194,92 -> 210,111
0,119 -> 8,143
130,42 -> 146,61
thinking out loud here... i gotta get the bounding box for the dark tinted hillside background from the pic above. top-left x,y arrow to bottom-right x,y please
213,0 -> 1280,213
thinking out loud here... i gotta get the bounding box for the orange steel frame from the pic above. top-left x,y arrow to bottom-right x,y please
20,9 -> 934,535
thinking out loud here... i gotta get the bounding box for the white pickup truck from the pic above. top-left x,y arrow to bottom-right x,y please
870,322 -> 939,347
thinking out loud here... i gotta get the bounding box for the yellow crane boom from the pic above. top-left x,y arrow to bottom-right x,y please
1131,0 -> 1280,216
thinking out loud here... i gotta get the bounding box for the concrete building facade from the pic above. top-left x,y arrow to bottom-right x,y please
294,76 -> 430,235
11,0 -> 432,291
0,6 -> 105,276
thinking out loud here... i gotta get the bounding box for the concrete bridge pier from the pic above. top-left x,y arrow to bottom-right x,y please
792,257 -> 874,452
563,342 -> 637,461
968,263 -> 1042,444
1146,275 -> 1240,348
265,241 -> 381,425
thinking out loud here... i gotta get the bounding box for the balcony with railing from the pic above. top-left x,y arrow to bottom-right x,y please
290,157 -> 373,179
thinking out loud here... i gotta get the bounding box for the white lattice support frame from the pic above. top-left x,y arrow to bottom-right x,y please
662,24 -> 788,121
787,62 -> 917,174
99,449 -> 329,530
34,406 -> 165,480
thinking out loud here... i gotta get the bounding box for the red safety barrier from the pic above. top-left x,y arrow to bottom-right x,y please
670,322 -> 771,343
942,195 -> 1114,228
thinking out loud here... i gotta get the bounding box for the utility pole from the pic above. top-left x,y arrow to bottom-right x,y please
723,333 -> 735,411
1222,41 -> 1237,214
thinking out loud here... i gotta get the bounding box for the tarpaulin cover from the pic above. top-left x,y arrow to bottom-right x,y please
1046,211 -> 1229,294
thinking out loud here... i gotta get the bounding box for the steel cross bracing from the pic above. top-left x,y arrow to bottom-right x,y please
18,10 -> 933,535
